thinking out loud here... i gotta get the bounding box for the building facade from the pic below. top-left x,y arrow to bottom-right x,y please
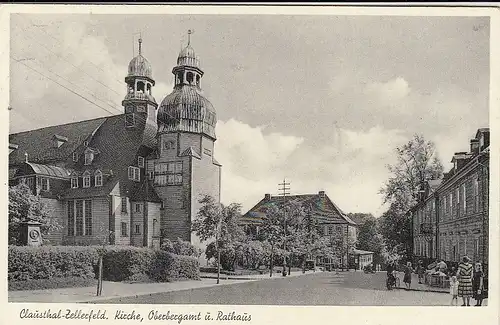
411,128 -> 490,266
8,36 -> 221,260
241,191 -> 357,268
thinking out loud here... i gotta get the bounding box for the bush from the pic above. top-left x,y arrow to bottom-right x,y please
8,245 -> 98,281
150,251 -> 200,282
100,246 -> 155,282
9,276 -> 97,291
161,238 -> 201,257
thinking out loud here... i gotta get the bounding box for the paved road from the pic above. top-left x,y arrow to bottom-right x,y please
96,271 -> 463,306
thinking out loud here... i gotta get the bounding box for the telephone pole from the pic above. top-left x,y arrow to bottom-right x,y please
278,178 -> 290,276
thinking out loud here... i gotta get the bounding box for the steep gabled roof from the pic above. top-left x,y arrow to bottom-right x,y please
9,116 -> 108,166
242,192 -> 356,226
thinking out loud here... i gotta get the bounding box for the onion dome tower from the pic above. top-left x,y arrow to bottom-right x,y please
157,30 -> 217,140
122,37 -> 158,148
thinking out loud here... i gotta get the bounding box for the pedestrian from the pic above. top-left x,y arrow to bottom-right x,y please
450,275 -> 459,306
403,261 -> 413,290
457,256 -> 473,306
472,262 -> 485,306
416,260 -> 425,284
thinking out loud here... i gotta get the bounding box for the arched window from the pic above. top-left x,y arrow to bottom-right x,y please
83,171 -> 91,188
95,170 -> 103,187
178,72 -> 183,85
137,81 -> 145,93
147,83 -> 152,95
186,72 -> 194,84
196,75 -> 200,86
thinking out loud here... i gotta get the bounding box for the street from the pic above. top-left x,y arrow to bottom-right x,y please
96,271 -> 456,306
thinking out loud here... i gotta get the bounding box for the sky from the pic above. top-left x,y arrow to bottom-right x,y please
9,13 -> 490,217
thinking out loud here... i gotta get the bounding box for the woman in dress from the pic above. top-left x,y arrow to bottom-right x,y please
472,263 -> 485,306
457,256 -> 473,306
403,261 -> 414,290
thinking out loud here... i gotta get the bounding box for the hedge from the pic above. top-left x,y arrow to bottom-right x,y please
8,245 -> 200,288
8,245 -> 98,281
9,276 -> 97,291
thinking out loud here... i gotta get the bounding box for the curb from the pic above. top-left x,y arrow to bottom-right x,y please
393,287 -> 449,294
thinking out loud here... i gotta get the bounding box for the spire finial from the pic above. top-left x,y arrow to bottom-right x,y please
138,33 -> 143,55
187,29 -> 193,46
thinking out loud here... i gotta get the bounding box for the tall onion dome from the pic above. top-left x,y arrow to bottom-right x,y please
122,37 -> 158,148
157,32 -> 217,140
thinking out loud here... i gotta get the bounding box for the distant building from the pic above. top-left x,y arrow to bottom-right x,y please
241,191 -> 357,268
8,35 -> 221,263
411,128 -> 489,266
352,249 -> 374,271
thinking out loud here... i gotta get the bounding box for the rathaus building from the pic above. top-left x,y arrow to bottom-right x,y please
8,36 -> 221,257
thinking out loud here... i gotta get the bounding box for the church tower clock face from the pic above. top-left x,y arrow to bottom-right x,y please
137,104 -> 146,113
125,104 -> 134,114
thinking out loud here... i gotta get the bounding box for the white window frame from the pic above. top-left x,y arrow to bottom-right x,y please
83,171 -> 91,188
462,183 -> 466,213
138,156 -> 145,168
135,203 -> 142,213
128,166 -> 140,182
474,177 -> 479,212
41,177 -> 50,191
72,152 -> 78,162
95,170 -> 103,187
71,176 -> 78,189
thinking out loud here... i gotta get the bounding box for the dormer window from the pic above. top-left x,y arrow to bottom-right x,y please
84,140 -> 89,147
138,156 -> 145,168
83,171 -> 91,188
84,152 -> 94,165
95,170 -> 103,187
53,134 -> 68,148
73,152 -> 78,162
71,176 -> 79,189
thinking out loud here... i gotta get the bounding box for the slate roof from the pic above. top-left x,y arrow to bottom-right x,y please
10,114 -> 161,202
241,192 -> 357,226
9,117 -> 108,166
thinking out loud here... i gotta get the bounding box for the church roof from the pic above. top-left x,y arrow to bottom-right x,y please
9,117 -> 108,166
242,192 -> 357,226
10,114 -> 157,201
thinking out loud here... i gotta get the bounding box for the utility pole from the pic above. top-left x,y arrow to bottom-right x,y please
278,179 -> 290,276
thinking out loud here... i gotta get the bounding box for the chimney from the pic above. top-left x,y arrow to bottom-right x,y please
470,139 -> 480,155
451,152 -> 470,172
264,193 -> 271,200
318,191 -> 325,197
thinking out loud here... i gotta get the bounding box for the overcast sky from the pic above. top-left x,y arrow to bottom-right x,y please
9,13 -> 490,217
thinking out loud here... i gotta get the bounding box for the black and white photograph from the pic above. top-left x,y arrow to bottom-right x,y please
3,4 -> 499,323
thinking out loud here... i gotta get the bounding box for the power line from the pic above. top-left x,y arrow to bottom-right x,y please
16,55 -> 123,114
12,57 -> 120,117
19,16 -> 125,90
16,25 -> 124,97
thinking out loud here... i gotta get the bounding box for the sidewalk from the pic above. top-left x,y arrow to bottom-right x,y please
394,273 -> 448,294
9,270 -> 314,304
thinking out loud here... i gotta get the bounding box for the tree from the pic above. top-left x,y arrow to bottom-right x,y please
8,183 -> 60,245
192,195 -> 244,282
378,135 -> 444,258
380,134 -> 444,212
350,213 -> 384,265
259,204 -> 285,277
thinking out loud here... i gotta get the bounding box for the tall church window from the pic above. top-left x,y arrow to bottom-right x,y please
75,200 -> 84,236
137,81 -> 145,93
154,161 -> 183,186
85,199 -> 92,236
68,200 -> 75,236
186,72 -> 194,84
68,200 -> 91,237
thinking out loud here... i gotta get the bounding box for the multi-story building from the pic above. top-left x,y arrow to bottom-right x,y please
241,191 -> 357,268
411,128 -> 490,265
8,35 -> 221,263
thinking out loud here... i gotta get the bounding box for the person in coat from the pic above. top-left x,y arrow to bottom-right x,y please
457,256 -> 473,306
403,261 -> 414,290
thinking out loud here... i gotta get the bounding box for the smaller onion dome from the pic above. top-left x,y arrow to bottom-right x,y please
127,38 -> 153,78
177,44 -> 200,68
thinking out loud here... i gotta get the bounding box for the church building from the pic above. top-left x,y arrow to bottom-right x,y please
8,34 -> 221,255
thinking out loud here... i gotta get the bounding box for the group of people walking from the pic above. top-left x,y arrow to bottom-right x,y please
388,256 -> 487,306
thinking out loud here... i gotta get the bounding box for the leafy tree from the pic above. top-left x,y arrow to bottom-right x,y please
378,135 -> 444,257
192,195 -> 244,279
349,213 -> 384,265
8,183 -> 60,245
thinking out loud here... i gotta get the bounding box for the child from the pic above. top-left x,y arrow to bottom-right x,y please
450,275 -> 459,306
